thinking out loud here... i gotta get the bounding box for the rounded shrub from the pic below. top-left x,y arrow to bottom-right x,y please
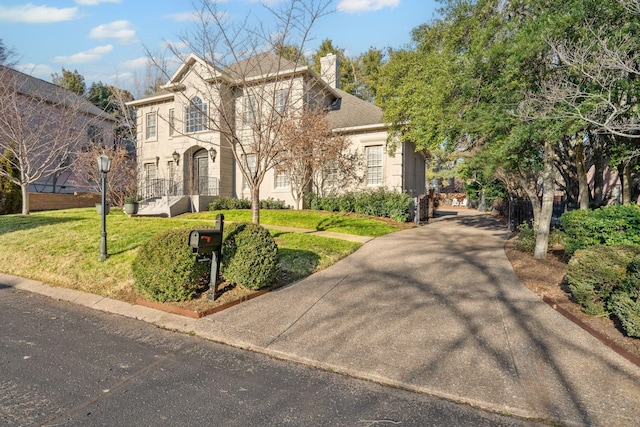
221,222 -> 279,290
132,228 -> 210,302
566,245 -> 640,315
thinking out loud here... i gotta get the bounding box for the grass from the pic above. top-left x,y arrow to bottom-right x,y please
0,207 -> 395,303
183,209 -> 402,236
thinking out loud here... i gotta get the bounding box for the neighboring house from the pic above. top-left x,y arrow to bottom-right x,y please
126,53 -> 425,216
0,65 -> 116,195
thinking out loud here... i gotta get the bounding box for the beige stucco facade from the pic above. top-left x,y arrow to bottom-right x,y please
127,53 -> 425,213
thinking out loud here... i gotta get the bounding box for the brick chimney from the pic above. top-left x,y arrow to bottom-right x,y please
320,53 -> 340,89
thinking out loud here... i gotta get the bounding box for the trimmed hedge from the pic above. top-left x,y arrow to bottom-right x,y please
561,205 -> 640,256
221,223 -> 279,290
208,197 -> 288,211
132,228 -> 211,302
309,188 -> 413,222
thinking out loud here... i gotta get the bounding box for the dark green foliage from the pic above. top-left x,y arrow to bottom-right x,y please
608,256 -> 640,337
209,197 -> 251,210
221,223 -> 279,290
566,246 -> 640,316
208,197 -> 288,210
561,205 -> 640,256
0,151 -> 21,215
132,228 -> 210,302
259,198 -> 288,210
309,188 -> 413,222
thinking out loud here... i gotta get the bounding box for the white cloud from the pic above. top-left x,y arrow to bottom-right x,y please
120,56 -> 148,70
52,45 -> 113,64
75,0 -> 121,5
166,11 -> 200,22
0,4 -> 80,23
89,20 -> 136,44
165,10 -> 227,23
336,0 -> 400,13
15,63 -> 54,81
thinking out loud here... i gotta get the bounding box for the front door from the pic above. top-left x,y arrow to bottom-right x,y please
193,149 -> 209,195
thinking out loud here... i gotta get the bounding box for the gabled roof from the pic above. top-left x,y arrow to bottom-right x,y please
327,88 -> 385,131
125,53 -> 386,132
0,65 -> 114,121
223,52 -> 303,81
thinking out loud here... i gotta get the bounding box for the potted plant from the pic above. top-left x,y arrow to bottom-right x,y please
96,202 -> 110,215
123,196 -> 141,215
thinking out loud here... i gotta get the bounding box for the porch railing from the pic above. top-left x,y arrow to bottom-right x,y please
139,177 -> 219,199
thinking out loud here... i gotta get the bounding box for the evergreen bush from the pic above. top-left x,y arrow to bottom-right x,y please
309,188 -> 413,222
566,245 -> 640,316
132,228 -> 210,302
608,257 -> 640,337
259,197 -> 288,210
561,205 -> 640,256
208,197 -> 251,210
221,223 -> 279,290
0,151 -> 21,215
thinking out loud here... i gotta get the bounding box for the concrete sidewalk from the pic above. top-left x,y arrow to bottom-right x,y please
194,210 -> 640,426
3,209 -> 640,425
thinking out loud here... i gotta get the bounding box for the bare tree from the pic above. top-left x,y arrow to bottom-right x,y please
0,66 -> 109,215
277,108 -> 357,209
155,0 -> 332,224
71,142 -> 137,207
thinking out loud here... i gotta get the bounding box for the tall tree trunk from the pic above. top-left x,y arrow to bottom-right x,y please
534,140 -> 556,260
622,161 -> 632,205
251,185 -> 260,224
591,136 -> 606,206
576,139 -> 590,210
21,182 -> 29,216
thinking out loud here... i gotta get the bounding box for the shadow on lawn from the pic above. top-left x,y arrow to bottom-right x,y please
0,215 -> 84,237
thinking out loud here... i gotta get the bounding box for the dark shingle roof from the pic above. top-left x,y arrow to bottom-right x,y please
0,65 -> 114,121
223,52 -> 301,80
326,88 -> 384,130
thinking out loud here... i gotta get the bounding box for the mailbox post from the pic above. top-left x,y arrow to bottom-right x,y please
188,214 -> 224,301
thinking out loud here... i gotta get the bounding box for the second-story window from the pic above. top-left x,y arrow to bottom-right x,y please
186,96 -> 207,133
145,112 -> 157,140
244,95 -> 257,125
275,90 -> 288,115
169,108 -> 175,136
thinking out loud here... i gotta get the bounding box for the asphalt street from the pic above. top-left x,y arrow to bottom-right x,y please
0,285 -> 541,426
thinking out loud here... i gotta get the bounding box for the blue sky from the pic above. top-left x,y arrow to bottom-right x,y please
0,0 -> 439,96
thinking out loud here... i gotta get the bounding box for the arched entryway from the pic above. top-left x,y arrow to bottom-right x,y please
193,148 -> 209,195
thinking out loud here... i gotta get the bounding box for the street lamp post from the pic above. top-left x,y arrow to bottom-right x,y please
97,154 -> 112,261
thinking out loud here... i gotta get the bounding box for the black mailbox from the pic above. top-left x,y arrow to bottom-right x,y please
188,213 -> 224,301
188,229 -> 222,254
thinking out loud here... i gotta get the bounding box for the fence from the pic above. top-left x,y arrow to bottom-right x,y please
504,197 -> 576,231
139,177 -> 219,199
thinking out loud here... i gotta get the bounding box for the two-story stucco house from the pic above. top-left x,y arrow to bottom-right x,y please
127,53 -> 425,216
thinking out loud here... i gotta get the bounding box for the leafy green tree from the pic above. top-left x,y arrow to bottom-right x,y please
51,68 -> 86,96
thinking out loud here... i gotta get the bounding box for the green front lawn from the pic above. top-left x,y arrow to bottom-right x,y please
0,208 -> 399,302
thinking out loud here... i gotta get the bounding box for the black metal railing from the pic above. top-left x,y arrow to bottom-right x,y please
139,178 -> 219,199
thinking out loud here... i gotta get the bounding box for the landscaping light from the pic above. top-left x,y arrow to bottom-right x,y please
97,154 -> 111,261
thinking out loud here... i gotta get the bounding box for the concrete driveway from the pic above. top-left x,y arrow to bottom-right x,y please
195,209 -> 640,426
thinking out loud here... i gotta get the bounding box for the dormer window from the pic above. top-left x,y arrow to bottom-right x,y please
185,96 -> 208,133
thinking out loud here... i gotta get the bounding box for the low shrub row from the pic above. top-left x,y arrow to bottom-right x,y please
561,204 -> 640,256
566,245 -> 640,337
308,188 -> 413,222
208,197 -> 288,211
132,223 -> 279,302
